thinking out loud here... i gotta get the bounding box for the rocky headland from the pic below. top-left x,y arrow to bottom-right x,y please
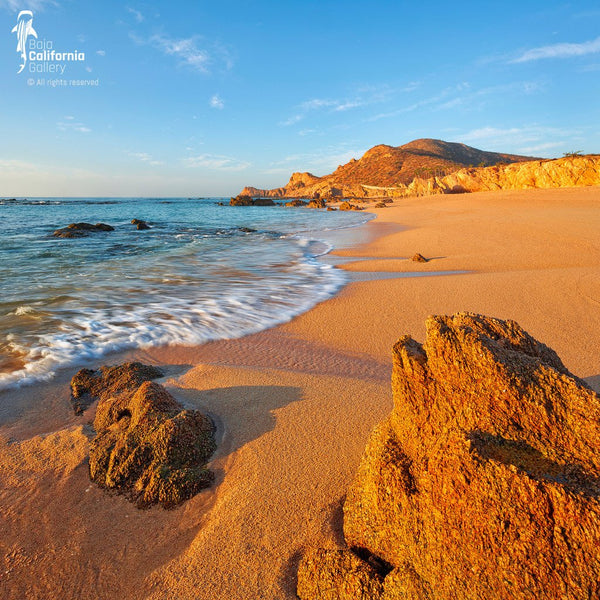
298,313 -> 600,599
240,139 -> 600,201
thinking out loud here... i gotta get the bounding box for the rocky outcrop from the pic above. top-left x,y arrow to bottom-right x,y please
53,222 -> 115,238
70,362 -> 164,414
405,155 -> 600,196
81,363 -> 216,508
298,313 -> 600,599
239,139 -> 536,199
307,198 -> 327,209
230,195 -> 276,206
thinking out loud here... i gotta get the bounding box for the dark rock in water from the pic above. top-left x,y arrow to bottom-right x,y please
253,198 -> 276,206
131,219 -> 150,230
70,361 -> 163,415
285,199 -> 308,207
238,227 -> 257,233
307,198 -> 326,209
298,313 -> 600,600
53,222 -> 115,238
411,253 -> 428,262
230,195 -> 254,206
327,207 -> 337,211
89,378 -> 216,508
374,202 -> 387,208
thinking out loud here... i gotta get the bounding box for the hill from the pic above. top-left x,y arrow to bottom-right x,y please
240,139 -> 537,199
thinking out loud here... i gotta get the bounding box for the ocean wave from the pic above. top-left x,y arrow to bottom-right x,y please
0,245 -> 346,392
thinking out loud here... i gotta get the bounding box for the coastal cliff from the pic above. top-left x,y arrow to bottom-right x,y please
298,313 -> 600,599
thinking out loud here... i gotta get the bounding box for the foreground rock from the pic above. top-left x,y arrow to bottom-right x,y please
411,253 -> 428,262
70,361 -> 164,414
53,222 -> 115,238
77,362 -> 216,508
298,313 -> 600,599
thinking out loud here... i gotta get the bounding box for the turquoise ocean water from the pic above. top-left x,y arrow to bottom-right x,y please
0,197 -> 371,390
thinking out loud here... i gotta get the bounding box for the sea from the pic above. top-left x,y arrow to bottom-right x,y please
0,197 -> 372,391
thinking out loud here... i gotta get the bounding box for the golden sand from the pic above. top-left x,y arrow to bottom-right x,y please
1,186 -> 600,599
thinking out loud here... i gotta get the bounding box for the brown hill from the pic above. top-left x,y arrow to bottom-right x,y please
241,139 -> 536,198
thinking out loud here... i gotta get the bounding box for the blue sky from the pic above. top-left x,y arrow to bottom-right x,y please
0,0 -> 599,196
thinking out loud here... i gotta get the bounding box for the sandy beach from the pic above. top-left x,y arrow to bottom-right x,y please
2,186 -> 600,600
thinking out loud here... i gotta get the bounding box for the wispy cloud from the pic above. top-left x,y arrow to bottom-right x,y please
266,143 -> 365,175
128,152 -> 164,166
127,6 -> 144,23
96,50 -> 106,56
183,154 -> 250,171
129,31 -> 234,74
0,0 -> 57,11
456,125 -> 580,156
149,34 -> 209,72
280,86 -> 393,126
57,118 -> 91,134
209,94 -> 224,109
511,36 -> 600,63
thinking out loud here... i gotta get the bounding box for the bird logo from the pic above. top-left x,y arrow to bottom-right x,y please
12,10 -> 38,74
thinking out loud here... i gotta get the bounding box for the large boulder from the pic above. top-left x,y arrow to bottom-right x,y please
53,222 -> 115,238
299,313 -> 600,599
86,369 -> 216,509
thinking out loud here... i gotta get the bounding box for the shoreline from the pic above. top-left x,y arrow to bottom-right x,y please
2,186 -> 600,599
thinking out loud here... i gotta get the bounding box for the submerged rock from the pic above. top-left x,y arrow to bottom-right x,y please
131,218 -> 150,230
298,313 -> 600,599
53,222 -> 115,238
70,361 -> 164,414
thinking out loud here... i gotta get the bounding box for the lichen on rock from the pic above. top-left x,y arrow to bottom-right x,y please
298,313 -> 600,599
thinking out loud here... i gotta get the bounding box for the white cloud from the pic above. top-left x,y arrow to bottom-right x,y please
127,6 -> 144,23
57,118 -> 91,133
128,152 -> 164,166
518,142 -> 564,154
210,94 -> 224,109
267,143 -> 365,176
280,86 -> 393,127
183,154 -> 250,171
150,34 -> 209,71
0,0 -> 57,10
96,50 -> 106,56
456,125 -> 580,156
128,32 -> 217,73
512,36 -> 600,63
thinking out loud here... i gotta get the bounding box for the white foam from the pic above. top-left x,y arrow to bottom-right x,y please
0,245 -> 347,392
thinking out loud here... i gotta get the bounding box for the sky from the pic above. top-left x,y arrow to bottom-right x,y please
0,0 -> 599,197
